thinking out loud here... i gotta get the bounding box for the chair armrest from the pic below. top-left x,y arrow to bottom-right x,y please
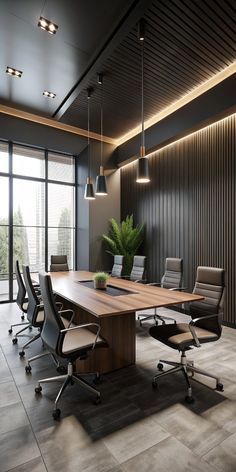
147,282 -> 161,286
134,279 -> 147,284
58,309 -> 75,327
190,312 -> 222,325
188,313 -> 222,348
60,322 -> 101,350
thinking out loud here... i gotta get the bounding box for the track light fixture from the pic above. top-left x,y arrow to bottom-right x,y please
84,88 -> 95,200
38,16 -> 58,34
136,18 -> 150,183
95,73 -> 108,196
6,66 -> 22,78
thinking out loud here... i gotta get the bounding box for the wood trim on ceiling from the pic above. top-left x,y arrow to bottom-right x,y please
0,104 -> 116,145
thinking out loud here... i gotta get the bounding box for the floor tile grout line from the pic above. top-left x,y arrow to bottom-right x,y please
0,344 -> 49,472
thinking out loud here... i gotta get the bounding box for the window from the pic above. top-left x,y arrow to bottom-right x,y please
48,153 -> 75,269
13,145 -> 45,179
0,142 -> 9,173
0,176 -> 9,301
0,142 -> 75,302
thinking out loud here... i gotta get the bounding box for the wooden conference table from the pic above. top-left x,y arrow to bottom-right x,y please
43,270 -> 204,374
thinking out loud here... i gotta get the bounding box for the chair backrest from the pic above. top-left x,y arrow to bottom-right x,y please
161,258 -> 183,289
50,255 -> 69,272
39,272 -> 65,356
15,260 -> 26,310
130,255 -> 146,282
22,265 -> 41,326
190,266 -> 225,336
111,255 -> 124,277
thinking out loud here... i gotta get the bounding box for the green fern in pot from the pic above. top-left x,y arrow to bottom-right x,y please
102,215 -> 144,276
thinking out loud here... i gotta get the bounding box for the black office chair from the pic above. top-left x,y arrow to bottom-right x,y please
16,265 -> 45,357
9,261 -> 31,339
50,255 -> 69,272
150,266 -> 225,403
35,272 -> 108,419
110,255 -> 124,277
138,258 -> 184,325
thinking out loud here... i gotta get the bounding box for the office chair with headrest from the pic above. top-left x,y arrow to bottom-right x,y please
129,255 -> 146,282
20,266 -> 73,373
15,265 -> 45,357
138,258 -> 184,325
35,272 -> 108,419
150,266 -> 225,403
50,255 -> 69,272
110,255 -> 124,277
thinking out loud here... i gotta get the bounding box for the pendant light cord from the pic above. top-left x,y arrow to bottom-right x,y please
141,39 -> 145,150
100,81 -> 103,167
87,91 -> 90,177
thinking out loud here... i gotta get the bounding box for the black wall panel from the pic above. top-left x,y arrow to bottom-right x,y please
121,114 -> 236,326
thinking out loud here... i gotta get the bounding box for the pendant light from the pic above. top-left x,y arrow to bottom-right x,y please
84,88 -> 95,200
95,73 -> 108,195
136,19 -> 150,183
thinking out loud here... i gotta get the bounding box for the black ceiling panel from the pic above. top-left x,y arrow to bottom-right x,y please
60,0 -> 236,139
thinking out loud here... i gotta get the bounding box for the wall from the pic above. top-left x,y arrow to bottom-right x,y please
121,114 -> 236,327
77,141 -> 120,272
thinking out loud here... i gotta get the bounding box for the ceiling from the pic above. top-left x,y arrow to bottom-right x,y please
1,0 -> 236,146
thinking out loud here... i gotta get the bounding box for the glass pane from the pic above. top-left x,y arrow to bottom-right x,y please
48,152 -> 74,183
0,226 -> 9,301
48,183 -> 74,227
48,228 -> 74,270
0,142 -> 9,173
13,226 -> 45,272
13,145 -> 45,178
13,179 -> 45,227
0,176 -> 9,224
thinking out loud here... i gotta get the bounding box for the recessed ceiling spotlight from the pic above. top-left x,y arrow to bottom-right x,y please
6,66 -> 22,78
43,90 -> 56,98
38,16 -> 58,34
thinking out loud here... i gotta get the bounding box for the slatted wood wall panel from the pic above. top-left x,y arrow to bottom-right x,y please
121,114 -> 236,326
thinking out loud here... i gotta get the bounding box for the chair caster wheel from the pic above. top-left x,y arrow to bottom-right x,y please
93,374 -> 101,385
29,326 -> 32,331
216,383 -> 224,392
152,380 -> 158,389
25,365 -> 32,374
12,338 -> 18,344
8,328 -> 12,334
19,351 -> 25,357
21,315 -> 25,320
56,365 -> 67,374
185,395 -> 194,404
52,408 -> 61,420
157,363 -> 164,371
35,386 -> 42,394
94,396 -> 101,405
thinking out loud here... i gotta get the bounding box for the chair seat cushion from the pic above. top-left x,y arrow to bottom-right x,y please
149,322 -> 218,350
62,327 -> 106,354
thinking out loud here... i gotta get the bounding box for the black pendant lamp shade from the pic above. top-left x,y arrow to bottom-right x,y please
84,176 -> 95,199
136,19 -> 150,183
84,88 -> 95,200
95,73 -> 108,195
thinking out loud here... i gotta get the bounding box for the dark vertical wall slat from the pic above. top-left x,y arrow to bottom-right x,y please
121,114 -> 236,326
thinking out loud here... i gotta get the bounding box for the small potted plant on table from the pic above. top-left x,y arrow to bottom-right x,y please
93,272 -> 109,290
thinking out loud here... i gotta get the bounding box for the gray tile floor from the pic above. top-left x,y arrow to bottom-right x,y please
0,303 -> 235,472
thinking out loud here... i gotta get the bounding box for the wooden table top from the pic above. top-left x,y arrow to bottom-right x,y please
43,270 -> 204,318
